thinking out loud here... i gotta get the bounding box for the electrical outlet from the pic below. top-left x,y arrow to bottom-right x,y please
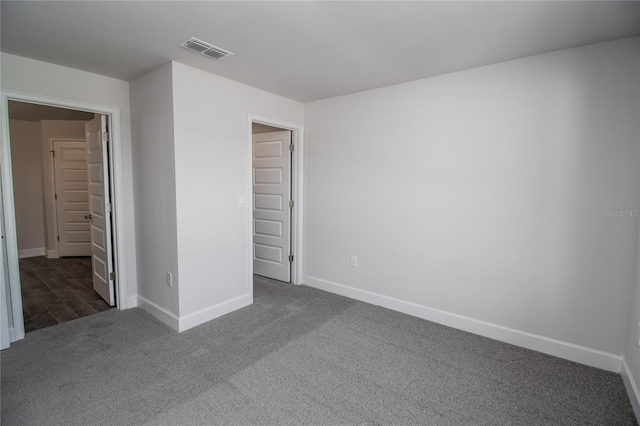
166,272 -> 173,287
350,255 -> 358,267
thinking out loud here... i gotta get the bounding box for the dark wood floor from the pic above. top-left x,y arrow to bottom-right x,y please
19,256 -> 112,332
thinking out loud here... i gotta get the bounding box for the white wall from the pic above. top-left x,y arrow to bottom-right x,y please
8,119 -> 45,255
171,62 -> 303,325
304,38 -> 640,367
1,53 -> 138,301
39,120 -> 87,256
130,62 -> 180,321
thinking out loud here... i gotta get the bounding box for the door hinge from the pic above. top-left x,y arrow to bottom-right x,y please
54,193 -> 57,200
57,235 -> 60,241
289,200 -> 294,208
109,271 -> 116,280
51,150 -> 55,157
289,143 -> 294,152
106,203 -> 112,213
289,254 -> 294,263
103,131 -> 109,143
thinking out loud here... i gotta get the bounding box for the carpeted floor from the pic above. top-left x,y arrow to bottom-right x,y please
1,276 -> 637,425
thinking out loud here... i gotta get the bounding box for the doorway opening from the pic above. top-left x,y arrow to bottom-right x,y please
249,117 -> 304,302
4,100 -> 118,333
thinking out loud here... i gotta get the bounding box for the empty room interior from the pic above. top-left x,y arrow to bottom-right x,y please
1,1 -> 639,425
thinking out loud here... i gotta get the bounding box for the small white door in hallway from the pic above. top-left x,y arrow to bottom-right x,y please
253,130 -> 291,282
85,116 -> 115,306
53,140 -> 91,257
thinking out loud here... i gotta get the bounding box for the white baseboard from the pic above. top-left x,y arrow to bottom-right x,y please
304,275 -> 622,373
125,295 -> 138,309
137,295 -> 179,331
622,358 -> 640,421
45,249 -> 58,259
137,294 -> 252,333
178,294 -> 252,332
18,248 -> 44,259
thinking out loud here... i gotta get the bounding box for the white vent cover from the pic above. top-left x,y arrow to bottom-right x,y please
179,37 -> 234,60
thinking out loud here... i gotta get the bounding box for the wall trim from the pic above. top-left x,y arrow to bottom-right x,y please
137,295 -> 179,331
304,275 -> 623,373
125,295 -> 138,309
18,248 -> 44,259
622,358 -> 640,421
178,293 -> 252,332
138,293 -> 252,333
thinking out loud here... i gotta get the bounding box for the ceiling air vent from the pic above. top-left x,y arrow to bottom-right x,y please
179,37 -> 234,60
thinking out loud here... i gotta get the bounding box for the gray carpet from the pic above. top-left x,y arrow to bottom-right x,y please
1,276 -> 637,425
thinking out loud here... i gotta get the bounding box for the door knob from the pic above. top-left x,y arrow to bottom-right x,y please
84,214 -> 92,220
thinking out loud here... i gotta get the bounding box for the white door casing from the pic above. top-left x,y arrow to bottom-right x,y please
253,131 -> 291,282
1,171 -> 12,350
53,140 -> 91,257
86,116 -> 115,306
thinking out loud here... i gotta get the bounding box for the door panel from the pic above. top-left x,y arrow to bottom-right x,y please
85,116 -> 115,306
252,130 -> 291,282
254,243 -> 282,263
254,168 -> 282,184
53,141 -> 91,257
254,194 -> 282,211
254,219 -> 282,238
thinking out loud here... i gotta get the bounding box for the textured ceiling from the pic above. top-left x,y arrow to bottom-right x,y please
2,1 -> 639,102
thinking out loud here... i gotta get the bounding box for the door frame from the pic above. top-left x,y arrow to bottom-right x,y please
0,170 -> 12,350
1,90 -> 128,343
247,114 -> 304,298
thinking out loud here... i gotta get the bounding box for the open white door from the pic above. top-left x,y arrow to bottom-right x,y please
85,116 -> 115,306
252,130 -> 291,282
53,140 -> 91,257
